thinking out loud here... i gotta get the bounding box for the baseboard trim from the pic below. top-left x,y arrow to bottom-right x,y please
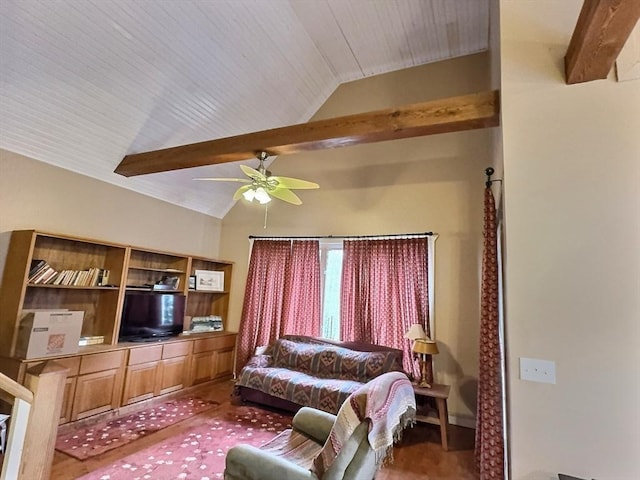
448,414 -> 476,429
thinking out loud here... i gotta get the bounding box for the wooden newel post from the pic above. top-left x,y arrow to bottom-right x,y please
20,361 -> 68,480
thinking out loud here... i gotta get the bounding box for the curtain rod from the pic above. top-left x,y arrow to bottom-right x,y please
485,167 -> 503,187
249,232 -> 433,240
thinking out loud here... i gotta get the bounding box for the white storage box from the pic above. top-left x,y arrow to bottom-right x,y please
16,310 -> 84,359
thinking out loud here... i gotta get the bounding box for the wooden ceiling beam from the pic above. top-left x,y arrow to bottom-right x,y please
114,90 -> 500,177
565,0 -> 640,84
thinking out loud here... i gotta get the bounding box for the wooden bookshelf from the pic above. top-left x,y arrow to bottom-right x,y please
0,230 -> 234,358
0,230 -> 237,427
0,231 -> 128,355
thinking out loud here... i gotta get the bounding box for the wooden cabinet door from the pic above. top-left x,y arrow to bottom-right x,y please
156,356 -> 189,395
71,368 -> 123,421
213,347 -> 235,378
122,362 -> 159,405
59,376 -> 77,425
25,356 -> 80,425
190,351 -> 214,385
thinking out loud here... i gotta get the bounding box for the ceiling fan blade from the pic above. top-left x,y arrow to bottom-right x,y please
233,185 -> 253,201
269,187 -> 302,205
239,164 -> 265,181
194,177 -> 250,183
271,176 -> 319,189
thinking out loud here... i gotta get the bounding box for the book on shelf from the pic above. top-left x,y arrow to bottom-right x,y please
73,269 -> 86,286
60,270 -> 75,285
38,267 -> 58,284
88,267 -> 100,286
183,315 -> 224,334
30,266 -> 48,283
28,261 -> 53,283
28,265 -> 112,287
72,271 -> 83,286
28,259 -> 47,280
98,269 -> 110,286
78,335 -> 105,346
32,266 -> 57,284
68,271 -> 80,285
52,270 -> 65,285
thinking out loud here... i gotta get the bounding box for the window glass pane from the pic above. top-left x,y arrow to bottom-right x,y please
321,247 -> 343,340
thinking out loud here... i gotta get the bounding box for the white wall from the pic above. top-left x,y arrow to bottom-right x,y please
0,149 -> 223,281
501,1 -> 640,479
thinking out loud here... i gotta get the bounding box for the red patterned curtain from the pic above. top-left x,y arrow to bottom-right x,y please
281,240 -> 321,337
340,240 -> 372,344
236,240 -> 291,371
475,186 -> 505,479
340,238 -> 429,380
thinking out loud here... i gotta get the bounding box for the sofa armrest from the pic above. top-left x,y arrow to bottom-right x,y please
225,444 -> 315,480
292,407 -> 337,444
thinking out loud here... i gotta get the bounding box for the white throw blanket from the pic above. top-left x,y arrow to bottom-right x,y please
312,371 -> 416,477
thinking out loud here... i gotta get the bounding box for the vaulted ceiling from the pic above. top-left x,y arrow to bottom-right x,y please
0,0 -> 489,218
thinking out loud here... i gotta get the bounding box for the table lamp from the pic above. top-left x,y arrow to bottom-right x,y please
405,323 -> 428,341
405,323 -> 439,387
412,338 -> 439,388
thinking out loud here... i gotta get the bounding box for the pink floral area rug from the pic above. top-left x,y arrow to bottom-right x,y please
56,396 -> 219,460
77,405 -> 293,480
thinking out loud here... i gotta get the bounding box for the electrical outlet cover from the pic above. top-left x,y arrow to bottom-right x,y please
520,357 -> 556,384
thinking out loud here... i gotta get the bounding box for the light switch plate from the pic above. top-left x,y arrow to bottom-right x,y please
520,357 -> 556,384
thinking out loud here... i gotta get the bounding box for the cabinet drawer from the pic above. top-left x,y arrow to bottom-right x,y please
162,340 -> 193,358
128,345 -> 162,365
163,340 -> 192,359
80,350 -> 125,375
193,335 -> 236,353
26,356 -> 81,377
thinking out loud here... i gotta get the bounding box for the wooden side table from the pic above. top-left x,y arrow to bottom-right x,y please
412,383 -> 450,451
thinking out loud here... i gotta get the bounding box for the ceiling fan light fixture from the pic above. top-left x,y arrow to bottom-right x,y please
254,187 -> 272,204
242,185 -> 271,204
242,189 -> 256,202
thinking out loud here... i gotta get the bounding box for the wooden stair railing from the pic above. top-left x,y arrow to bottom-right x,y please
0,361 -> 67,480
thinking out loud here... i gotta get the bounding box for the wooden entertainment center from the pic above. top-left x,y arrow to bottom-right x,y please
0,229 -> 236,425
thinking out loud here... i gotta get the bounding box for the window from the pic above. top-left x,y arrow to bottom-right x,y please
319,240 -> 343,340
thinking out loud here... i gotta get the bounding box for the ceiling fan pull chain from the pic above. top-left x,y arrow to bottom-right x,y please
263,203 -> 269,229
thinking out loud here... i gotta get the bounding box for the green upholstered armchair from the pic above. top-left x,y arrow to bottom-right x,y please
224,371 -> 416,480
224,406 -> 375,480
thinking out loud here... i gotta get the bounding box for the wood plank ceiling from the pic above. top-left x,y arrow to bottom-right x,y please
0,0 -> 489,218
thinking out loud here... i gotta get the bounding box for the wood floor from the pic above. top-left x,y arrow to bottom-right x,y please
50,380 -> 478,479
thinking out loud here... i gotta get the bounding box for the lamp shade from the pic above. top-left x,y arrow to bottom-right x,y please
405,324 -> 427,340
412,338 -> 439,355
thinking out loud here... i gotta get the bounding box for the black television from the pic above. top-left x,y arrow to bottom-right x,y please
119,291 -> 186,342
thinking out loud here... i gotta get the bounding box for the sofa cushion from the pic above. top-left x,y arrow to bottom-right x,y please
271,338 -> 320,374
271,338 -> 401,382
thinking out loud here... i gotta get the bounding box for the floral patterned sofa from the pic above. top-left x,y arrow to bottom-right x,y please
236,335 -> 404,415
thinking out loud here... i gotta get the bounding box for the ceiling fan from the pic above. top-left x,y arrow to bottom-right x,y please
195,151 -> 319,205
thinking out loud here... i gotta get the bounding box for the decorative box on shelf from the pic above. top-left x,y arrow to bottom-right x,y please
15,310 -> 84,359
